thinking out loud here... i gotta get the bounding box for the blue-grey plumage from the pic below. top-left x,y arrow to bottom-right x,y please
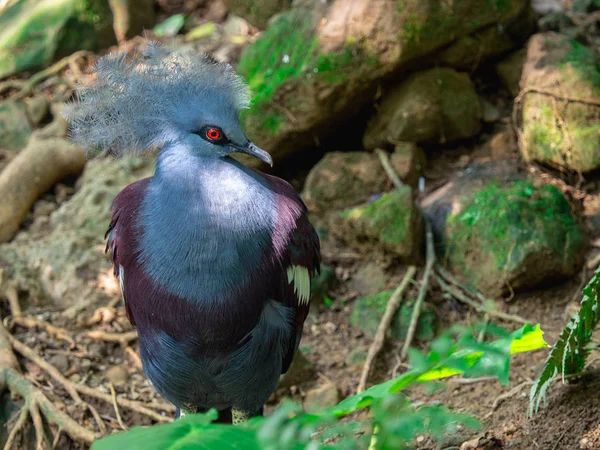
66,43 -> 320,423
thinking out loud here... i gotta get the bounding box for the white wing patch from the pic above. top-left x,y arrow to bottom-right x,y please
286,265 -> 311,305
119,265 -> 125,302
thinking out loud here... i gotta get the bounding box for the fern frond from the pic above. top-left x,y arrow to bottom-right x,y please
529,266 -> 600,415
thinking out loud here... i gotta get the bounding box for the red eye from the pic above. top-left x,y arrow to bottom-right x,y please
206,128 -> 221,141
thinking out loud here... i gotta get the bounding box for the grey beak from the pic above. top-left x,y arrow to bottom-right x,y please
239,142 -> 273,166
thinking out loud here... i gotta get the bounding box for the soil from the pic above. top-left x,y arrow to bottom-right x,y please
2,1 -> 600,450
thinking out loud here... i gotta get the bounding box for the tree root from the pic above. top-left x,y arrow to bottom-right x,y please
9,334 -> 174,422
0,323 -> 99,449
81,330 -> 138,345
0,137 -> 86,243
11,316 -> 75,349
0,51 -> 90,99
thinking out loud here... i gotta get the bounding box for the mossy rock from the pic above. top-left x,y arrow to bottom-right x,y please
0,100 -> 32,152
351,290 -> 436,341
520,33 -> 600,173
236,0 -> 529,164
0,0 -> 115,79
495,49 -> 527,97
444,180 -> 586,297
302,152 -> 392,213
437,7 -> 534,71
337,186 -> 423,262
363,68 -> 482,148
223,0 -> 292,29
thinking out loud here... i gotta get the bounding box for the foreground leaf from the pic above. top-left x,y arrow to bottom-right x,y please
530,266 -> 600,415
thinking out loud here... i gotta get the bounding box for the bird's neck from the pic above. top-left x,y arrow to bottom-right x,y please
138,143 -> 276,303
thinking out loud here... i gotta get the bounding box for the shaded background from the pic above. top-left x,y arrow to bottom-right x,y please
0,0 -> 600,448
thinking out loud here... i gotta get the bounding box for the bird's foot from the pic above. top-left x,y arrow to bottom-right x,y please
178,403 -> 198,418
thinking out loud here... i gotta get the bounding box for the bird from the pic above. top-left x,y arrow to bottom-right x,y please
64,43 -> 320,424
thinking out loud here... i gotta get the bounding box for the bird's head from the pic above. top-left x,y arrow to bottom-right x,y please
63,42 -> 272,166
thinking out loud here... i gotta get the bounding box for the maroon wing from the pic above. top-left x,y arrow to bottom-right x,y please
105,178 -> 151,326
266,175 -> 321,373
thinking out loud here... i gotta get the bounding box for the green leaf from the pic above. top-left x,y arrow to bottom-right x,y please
320,324 -> 546,418
530,267 -> 600,415
153,14 -> 186,37
91,411 -> 263,450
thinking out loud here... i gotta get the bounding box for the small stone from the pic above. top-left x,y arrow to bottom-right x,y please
488,129 -> 517,161
303,382 -> 339,413
25,95 -> 49,125
481,98 -> 501,123
347,346 -> 368,367
105,365 -> 129,388
88,342 -> 107,358
49,353 -> 70,373
80,359 -> 92,370
348,263 -> 389,296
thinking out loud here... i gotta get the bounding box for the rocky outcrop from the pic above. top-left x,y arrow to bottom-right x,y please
237,0 -> 531,163
519,32 -> 600,173
423,163 -> 586,297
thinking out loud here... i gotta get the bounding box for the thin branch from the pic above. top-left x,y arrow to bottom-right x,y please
435,267 -> 529,324
400,221 -> 436,361
357,266 -> 417,393
375,148 -> 404,189
110,383 -> 128,430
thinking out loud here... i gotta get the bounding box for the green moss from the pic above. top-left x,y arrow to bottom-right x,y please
561,40 -> 600,92
237,7 -> 379,135
238,9 -> 318,109
447,181 -> 585,274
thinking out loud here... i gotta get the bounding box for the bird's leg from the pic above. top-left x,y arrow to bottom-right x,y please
231,409 -> 251,424
231,406 -> 263,425
178,403 -> 198,418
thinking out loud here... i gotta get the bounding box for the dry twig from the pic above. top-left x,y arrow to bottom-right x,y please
357,266 -> 417,393
435,268 -> 529,324
375,149 -> 404,189
400,221 -> 435,361
110,383 -> 128,430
